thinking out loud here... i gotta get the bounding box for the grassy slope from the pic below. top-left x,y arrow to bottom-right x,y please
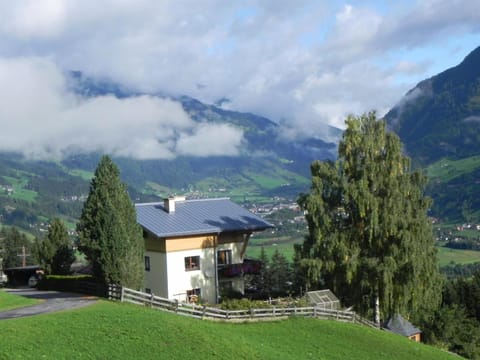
0,290 -> 40,311
1,174 -> 38,202
426,155 -> 480,183
0,301 -> 458,360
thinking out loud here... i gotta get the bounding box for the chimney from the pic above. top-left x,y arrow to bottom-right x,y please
164,195 -> 186,213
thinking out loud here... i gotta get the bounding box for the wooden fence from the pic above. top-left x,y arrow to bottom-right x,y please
113,286 -> 378,327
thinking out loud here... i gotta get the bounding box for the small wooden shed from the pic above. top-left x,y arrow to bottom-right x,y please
383,314 -> 422,342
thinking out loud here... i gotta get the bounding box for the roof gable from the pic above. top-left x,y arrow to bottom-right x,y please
136,198 -> 274,238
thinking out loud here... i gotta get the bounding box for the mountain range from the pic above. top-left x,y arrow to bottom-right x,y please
0,73 -> 339,233
1,46 -> 479,233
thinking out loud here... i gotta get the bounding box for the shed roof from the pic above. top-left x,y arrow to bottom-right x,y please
136,198 -> 274,238
383,314 -> 421,337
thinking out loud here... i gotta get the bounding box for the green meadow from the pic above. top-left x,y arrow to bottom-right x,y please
247,236 -> 480,269
426,155 -> 480,183
0,294 -> 458,360
436,246 -> 480,267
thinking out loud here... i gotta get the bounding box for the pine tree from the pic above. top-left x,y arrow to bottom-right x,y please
251,246 -> 272,298
33,218 -> 75,275
77,155 -> 144,288
298,112 -> 441,322
270,249 -> 291,296
292,243 -> 306,296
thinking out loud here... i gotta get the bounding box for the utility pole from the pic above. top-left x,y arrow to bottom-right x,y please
17,246 -> 30,267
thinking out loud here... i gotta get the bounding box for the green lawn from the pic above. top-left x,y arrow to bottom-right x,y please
0,290 -> 40,312
0,301 -> 458,360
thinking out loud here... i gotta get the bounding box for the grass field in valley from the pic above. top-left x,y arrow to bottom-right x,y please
0,290 -> 40,312
246,236 -> 299,260
247,236 -> 480,268
0,299 -> 458,360
436,246 -> 480,266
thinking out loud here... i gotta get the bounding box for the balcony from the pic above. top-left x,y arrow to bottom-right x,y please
217,259 -> 262,278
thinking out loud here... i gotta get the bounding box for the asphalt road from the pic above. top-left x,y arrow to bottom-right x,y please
0,288 -> 97,320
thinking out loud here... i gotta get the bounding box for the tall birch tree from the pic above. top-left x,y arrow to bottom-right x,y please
298,112 -> 441,323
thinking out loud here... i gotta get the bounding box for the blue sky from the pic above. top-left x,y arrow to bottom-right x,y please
0,1 -> 478,159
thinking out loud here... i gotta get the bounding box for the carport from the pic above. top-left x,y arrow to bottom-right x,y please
4,265 -> 41,286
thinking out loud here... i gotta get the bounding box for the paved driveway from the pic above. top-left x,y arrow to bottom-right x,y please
0,288 -> 97,320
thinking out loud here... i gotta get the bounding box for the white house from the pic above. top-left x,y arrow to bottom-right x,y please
136,196 -> 273,304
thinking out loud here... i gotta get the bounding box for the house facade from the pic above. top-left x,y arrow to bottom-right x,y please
136,196 -> 273,304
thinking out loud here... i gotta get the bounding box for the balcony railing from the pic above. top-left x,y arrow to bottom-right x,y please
217,259 -> 262,278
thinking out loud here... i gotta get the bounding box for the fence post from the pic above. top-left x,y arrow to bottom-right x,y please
175,299 -> 179,313
120,286 -> 124,302
202,305 -> 206,320
249,308 -> 254,319
314,307 -> 317,318
108,284 -> 118,301
150,293 -> 154,307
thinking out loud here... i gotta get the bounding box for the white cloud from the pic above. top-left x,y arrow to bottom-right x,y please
176,123 -> 244,157
0,1 -> 478,147
0,57 -> 243,160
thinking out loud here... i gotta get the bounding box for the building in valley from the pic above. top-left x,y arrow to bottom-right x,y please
136,196 -> 273,304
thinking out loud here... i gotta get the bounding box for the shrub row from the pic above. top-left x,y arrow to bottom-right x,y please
38,275 -> 108,297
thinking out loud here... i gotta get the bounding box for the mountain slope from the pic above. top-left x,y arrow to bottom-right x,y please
0,76 -> 339,232
63,73 -> 339,198
385,46 -> 480,164
385,46 -> 480,221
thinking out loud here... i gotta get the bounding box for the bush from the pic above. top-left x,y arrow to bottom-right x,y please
218,296 -> 310,310
219,298 -> 271,310
37,275 -> 107,297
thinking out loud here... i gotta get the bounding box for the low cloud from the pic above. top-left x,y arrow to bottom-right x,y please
176,123 -> 244,157
0,57 -> 243,160
463,115 -> 480,123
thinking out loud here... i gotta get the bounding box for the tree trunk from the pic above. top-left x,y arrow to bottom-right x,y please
374,288 -> 381,327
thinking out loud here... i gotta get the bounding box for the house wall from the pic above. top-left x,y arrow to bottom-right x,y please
165,247 -> 216,303
144,251 -> 168,298
144,232 -> 248,304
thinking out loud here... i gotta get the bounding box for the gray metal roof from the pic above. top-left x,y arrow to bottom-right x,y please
136,198 -> 274,238
383,314 -> 421,337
